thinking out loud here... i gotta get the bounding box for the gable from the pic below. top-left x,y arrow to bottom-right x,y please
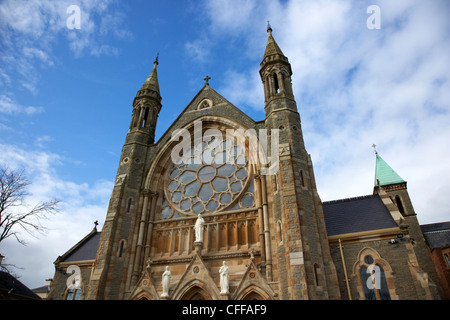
154,84 -> 261,150
58,229 -> 101,263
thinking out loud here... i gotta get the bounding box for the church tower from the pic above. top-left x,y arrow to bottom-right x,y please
373,153 -> 442,299
259,25 -> 340,299
86,56 -> 163,299
129,55 -> 162,144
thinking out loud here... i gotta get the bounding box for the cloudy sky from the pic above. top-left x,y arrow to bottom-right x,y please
0,0 -> 449,290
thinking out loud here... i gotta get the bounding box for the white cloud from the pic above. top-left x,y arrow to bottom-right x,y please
0,95 -> 44,115
194,0 -> 450,226
218,68 -> 264,111
0,143 -> 112,289
34,136 -> 54,148
185,38 -> 212,62
0,0 -> 131,92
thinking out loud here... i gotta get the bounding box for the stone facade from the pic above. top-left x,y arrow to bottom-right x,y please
47,28 -> 445,300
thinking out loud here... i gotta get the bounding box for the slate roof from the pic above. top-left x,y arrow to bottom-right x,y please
0,271 -> 41,300
58,228 -> 101,263
323,194 -> 398,237
421,221 -> 450,249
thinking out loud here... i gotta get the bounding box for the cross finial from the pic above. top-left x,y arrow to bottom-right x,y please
267,20 -> 272,33
372,144 -> 378,154
204,75 -> 211,86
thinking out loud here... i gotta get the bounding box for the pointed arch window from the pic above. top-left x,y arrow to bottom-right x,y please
300,170 -> 305,187
273,73 -> 279,94
66,288 -> 82,300
443,249 -> 450,268
357,253 -> 392,300
395,195 -> 405,214
314,263 -> 321,286
118,239 -> 126,257
66,276 -> 82,300
127,198 -> 132,212
142,108 -> 149,128
277,220 -> 283,244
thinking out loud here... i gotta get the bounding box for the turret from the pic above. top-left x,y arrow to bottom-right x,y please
129,54 -> 162,144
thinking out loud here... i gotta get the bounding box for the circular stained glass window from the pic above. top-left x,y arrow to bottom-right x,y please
164,137 -> 253,216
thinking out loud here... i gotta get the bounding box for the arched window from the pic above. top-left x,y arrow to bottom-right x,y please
443,250 -> 450,268
66,276 -> 82,300
66,288 -> 82,300
142,108 -> 149,128
358,254 -> 391,300
118,240 -> 125,257
314,263 -> 321,286
273,73 -> 279,93
127,198 -> 132,212
300,170 -> 305,187
395,195 -> 405,214
277,220 -> 283,244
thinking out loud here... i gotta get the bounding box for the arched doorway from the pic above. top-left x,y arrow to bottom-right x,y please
179,285 -> 212,300
242,291 -> 265,300
238,286 -> 271,300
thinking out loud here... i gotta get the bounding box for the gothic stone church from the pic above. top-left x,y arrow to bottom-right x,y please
47,28 -> 447,300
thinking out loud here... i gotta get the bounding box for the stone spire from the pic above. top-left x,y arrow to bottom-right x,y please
140,54 -> 160,95
259,25 -> 294,107
129,53 -> 162,144
262,24 -> 286,61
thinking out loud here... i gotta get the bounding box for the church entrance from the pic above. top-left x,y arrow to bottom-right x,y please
179,285 -> 212,300
242,291 -> 265,300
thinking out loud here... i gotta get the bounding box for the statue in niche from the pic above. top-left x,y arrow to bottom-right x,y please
219,261 -> 229,294
161,266 -> 171,298
194,214 -> 205,243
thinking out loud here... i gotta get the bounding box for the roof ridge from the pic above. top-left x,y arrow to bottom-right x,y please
423,229 -> 450,234
322,194 -> 376,205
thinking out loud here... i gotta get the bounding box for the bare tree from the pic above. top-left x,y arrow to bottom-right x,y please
0,166 -> 60,246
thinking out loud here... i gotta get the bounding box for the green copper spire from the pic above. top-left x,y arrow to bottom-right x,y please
374,153 -> 406,187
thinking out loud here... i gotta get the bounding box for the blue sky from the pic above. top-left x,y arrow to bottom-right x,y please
1,0 -> 449,290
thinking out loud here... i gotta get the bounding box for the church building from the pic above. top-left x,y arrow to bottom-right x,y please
47,27 -> 447,300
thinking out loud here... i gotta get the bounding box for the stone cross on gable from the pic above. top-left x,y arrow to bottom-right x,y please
204,75 -> 211,86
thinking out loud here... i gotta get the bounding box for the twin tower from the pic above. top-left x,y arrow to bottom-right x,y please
85,27 -> 341,300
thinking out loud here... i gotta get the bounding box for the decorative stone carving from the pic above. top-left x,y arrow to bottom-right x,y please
194,214 -> 205,243
219,261 -> 229,295
115,174 -> 127,186
161,266 -> 171,298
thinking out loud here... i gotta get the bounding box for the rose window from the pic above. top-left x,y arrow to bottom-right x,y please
161,137 -> 255,219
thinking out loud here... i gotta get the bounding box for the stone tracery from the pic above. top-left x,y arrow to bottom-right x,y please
161,135 -> 255,219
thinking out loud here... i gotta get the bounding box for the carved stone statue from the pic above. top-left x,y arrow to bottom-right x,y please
194,214 -> 205,243
219,261 -> 229,294
161,266 -> 171,298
